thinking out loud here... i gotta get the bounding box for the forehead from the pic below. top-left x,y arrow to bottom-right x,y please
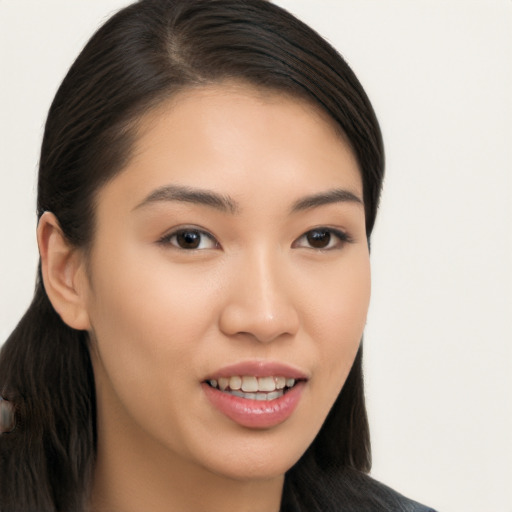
137,81 -> 348,146
98,82 -> 362,210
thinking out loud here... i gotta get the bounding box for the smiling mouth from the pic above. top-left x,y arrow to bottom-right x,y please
206,375 -> 301,401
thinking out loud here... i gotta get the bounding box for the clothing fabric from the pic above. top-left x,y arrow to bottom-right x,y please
281,467 -> 437,512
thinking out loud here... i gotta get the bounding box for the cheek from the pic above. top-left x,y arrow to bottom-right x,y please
304,248 -> 370,336
303,252 -> 370,397
85,246 -> 219,399
325,259 -> 370,353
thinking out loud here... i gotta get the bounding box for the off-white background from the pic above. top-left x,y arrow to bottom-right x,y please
1,1 -> 511,511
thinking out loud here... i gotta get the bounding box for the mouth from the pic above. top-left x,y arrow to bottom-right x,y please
202,363 -> 308,429
202,361 -> 308,428
205,375 -> 302,401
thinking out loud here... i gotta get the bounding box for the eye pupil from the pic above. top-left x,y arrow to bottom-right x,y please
177,230 -> 201,249
307,230 -> 331,248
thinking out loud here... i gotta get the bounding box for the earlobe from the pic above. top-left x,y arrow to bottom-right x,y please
37,212 -> 91,331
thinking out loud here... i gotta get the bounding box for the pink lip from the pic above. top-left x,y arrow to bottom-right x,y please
202,381 -> 305,429
202,360 -> 308,429
205,360 -> 309,380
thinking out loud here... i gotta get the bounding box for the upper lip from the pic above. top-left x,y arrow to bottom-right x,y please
204,360 -> 309,380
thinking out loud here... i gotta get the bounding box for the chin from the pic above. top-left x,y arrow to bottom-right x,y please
195,431 -> 310,482
210,459 -> 293,483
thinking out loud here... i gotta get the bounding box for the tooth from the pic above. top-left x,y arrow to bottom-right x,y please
286,378 -> 295,388
209,379 -> 218,388
228,389 -> 285,400
229,376 -> 242,390
241,376 -> 258,392
258,376 -> 276,392
218,377 -> 229,390
275,376 -> 286,390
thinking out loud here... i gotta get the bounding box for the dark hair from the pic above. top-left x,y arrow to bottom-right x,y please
0,1 -> 384,510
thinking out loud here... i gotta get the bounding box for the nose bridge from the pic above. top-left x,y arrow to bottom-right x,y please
219,245 -> 299,343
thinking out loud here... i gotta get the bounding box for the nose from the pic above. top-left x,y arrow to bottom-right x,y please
218,250 -> 300,344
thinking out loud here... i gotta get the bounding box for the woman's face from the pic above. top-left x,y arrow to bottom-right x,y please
83,84 -> 370,482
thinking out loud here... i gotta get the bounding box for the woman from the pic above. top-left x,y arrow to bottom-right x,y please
0,1 -> 436,510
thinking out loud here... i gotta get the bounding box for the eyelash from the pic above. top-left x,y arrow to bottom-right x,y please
292,227 -> 352,250
158,228 -> 219,250
158,227 -> 352,251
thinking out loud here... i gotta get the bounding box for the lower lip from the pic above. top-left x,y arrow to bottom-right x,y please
202,381 -> 305,429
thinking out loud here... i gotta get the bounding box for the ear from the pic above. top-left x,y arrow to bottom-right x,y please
37,212 -> 91,331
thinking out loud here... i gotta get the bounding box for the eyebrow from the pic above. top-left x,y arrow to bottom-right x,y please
291,188 -> 363,212
134,184 -> 363,215
134,184 -> 239,214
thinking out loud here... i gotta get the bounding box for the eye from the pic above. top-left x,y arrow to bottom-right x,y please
293,228 -> 350,250
159,228 -> 218,250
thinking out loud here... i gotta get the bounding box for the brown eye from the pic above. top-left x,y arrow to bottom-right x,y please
161,229 -> 218,250
176,230 -> 202,249
293,228 -> 350,250
306,229 -> 331,248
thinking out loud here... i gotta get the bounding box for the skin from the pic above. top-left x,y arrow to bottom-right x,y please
38,84 -> 371,512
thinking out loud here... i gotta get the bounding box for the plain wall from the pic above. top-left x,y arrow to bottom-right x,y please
1,1 -> 511,511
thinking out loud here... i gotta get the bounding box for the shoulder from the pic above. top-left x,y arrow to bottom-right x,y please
282,467 -> 437,512
343,471 -> 437,512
